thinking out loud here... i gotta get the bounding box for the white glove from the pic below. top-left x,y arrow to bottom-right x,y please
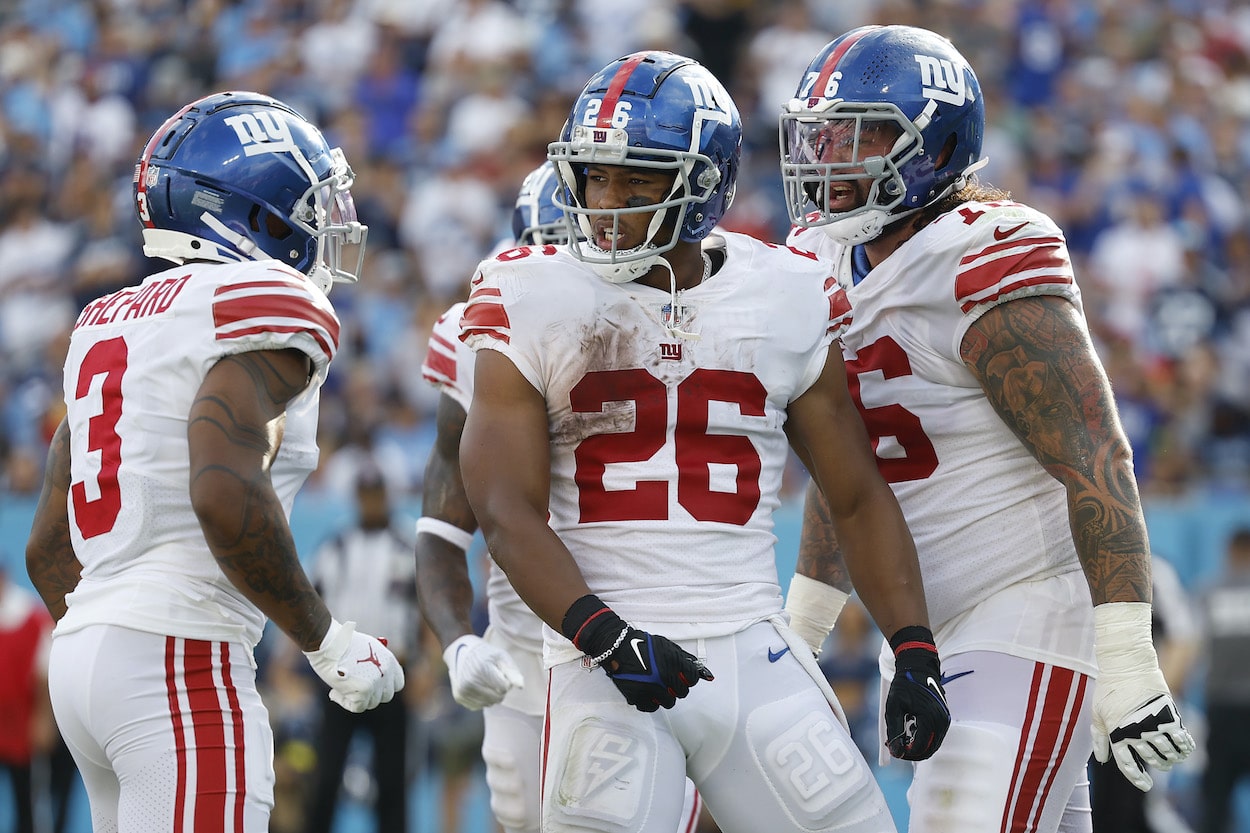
443,634 -> 524,710
304,619 -> 405,713
1091,602 -> 1195,791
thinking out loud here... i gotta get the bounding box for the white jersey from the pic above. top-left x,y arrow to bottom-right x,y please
421,301 -> 545,657
57,260 -> 338,649
461,232 -> 838,666
789,200 -> 1095,673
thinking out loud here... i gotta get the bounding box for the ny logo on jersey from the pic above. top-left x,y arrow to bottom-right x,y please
913,54 -> 973,106
660,342 -> 683,361
223,112 -> 297,157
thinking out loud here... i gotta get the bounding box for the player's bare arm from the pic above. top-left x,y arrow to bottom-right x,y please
26,417 -> 82,621
961,294 -> 1152,605
787,344 -> 929,637
460,349 -> 593,631
415,394 -> 479,646
188,347 -> 331,651
796,480 -> 851,593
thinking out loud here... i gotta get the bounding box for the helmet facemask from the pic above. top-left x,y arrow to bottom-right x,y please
291,147 -> 367,294
550,125 -> 721,283
780,100 -> 926,245
512,161 -> 577,246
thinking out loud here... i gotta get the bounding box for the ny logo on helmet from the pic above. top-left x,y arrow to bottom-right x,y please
223,112 -> 297,157
683,75 -> 731,114
913,54 -> 973,106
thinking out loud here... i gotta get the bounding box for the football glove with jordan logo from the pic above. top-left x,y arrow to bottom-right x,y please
1092,602 -> 1194,791
884,625 -> 951,761
562,594 -> 713,713
304,618 -> 405,713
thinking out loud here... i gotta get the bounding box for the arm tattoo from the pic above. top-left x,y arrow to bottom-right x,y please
189,350 -> 328,650
796,480 -> 853,593
26,420 -> 82,621
416,395 -> 479,645
424,396 -> 479,531
961,296 -> 1151,604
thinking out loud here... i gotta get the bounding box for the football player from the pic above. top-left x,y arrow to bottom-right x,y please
459,51 -> 948,833
778,25 -> 1194,833
25,91 -> 402,832
416,160 -> 703,833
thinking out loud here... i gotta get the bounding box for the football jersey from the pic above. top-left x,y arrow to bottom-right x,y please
420,301 -> 544,656
461,232 -> 838,666
57,260 -> 339,649
789,201 -> 1095,672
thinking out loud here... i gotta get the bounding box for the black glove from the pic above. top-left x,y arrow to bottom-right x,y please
562,594 -> 713,712
884,625 -> 951,761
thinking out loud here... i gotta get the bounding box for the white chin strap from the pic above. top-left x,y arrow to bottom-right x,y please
585,242 -> 664,284
820,206 -> 923,246
819,158 -> 991,247
820,209 -> 891,246
307,265 -> 334,294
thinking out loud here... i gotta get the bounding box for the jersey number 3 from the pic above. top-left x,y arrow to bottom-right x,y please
71,336 -> 128,538
571,368 -> 764,525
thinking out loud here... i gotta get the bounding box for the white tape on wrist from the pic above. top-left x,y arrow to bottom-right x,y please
1093,601 -> 1159,674
784,574 -> 850,656
416,517 -> 474,551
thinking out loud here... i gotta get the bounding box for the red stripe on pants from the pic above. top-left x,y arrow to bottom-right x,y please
184,639 -> 228,831
165,638 -> 189,833
1001,663 -> 1085,833
219,642 -> 247,831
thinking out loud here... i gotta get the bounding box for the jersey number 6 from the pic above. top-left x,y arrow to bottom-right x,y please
845,336 -> 939,483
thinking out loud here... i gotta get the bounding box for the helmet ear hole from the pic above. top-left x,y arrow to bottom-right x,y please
266,212 -> 293,240
934,133 -> 958,171
248,205 -> 293,240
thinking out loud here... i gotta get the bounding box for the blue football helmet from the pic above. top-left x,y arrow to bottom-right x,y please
511,161 -> 578,246
548,51 -> 741,282
134,90 -> 367,293
779,26 -> 986,245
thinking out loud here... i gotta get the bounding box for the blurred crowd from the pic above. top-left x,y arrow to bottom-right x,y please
2,0 -> 1250,507
5,2 -> 1250,829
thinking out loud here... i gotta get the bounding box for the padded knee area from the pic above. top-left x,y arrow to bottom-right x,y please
482,740 -> 538,832
742,691 -> 876,830
908,721 -> 1015,832
544,716 -> 656,833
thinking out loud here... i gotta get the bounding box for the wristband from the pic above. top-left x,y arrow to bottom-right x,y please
784,574 -> 850,656
889,625 -> 938,656
416,517 -> 474,551
561,593 -> 628,663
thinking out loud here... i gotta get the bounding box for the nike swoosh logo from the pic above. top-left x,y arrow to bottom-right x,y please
925,676 -> 948,707
630,637 -> 647,669
471,275 -> 484,286
993,222 -> 1029,241
941,670 -> 974,686
767,646 -> 790,663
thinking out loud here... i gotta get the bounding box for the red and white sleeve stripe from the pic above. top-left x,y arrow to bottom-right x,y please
460,284 -> 512,346
422,327 -> 460,388
212,270 -> 340,364
955,237 -> 1073,314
